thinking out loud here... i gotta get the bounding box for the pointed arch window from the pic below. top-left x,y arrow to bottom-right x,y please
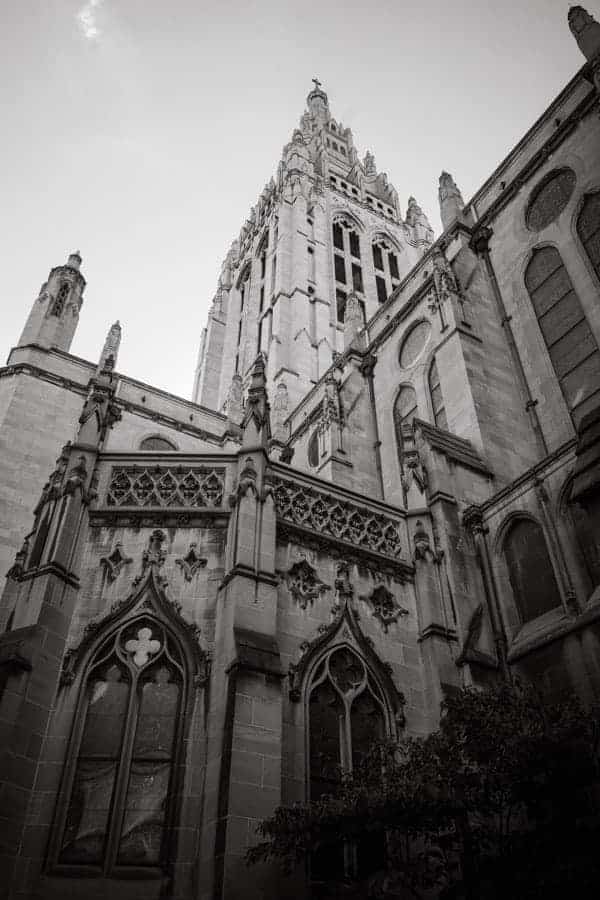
525,246 -> 600,426
503,518 -> 562,624
51,283 -> 70,317
577,191 -> 600,282
55,615 -> 185,874
332,216 -> 363,323
372,236 -> 401,304
428,359 -> 448,430
308,646 -> 386,880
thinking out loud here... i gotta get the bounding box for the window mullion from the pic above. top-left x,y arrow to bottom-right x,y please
105,671 -> 139,873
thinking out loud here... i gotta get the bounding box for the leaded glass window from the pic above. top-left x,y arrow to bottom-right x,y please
525,168 -> 576,231
503,519 -> 562,623
577,192 -> 600,281
525,246 -> 600,426
139,436 -> 177,452
57,616 -> 184,873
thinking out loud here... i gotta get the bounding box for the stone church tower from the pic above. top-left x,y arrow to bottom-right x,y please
0,8 -> 599,900
192,80 -> 432,414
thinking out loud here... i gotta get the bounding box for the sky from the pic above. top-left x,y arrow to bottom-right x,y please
0,0 -> 591,400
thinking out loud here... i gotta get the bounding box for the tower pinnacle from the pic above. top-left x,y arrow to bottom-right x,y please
307,77 -> 328,117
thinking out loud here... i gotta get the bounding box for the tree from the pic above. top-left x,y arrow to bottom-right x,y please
247,683 -> 600,898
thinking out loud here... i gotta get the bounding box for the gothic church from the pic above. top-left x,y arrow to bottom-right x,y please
0,8 -> 599,900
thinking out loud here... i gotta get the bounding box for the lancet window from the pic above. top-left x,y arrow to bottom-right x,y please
332,216 -> 363,324
308,646 -> 386,880
524,246 -> 600,426
428,358 -> 448,430
55,616 -> 185,874
503,518 -> 562,623
51,283 -> 70,317
372,235 -> 400,304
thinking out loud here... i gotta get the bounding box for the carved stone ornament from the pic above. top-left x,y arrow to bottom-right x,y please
60,567 -> 209,689
273,476 -> 403,558
287,584 -> 406,731
362,584 -> 409,633
101,542 -> 133,582
175,542 -> 207,582
134,529 -> 167,587
284,558 -> 330,610
106,465 -> 225,508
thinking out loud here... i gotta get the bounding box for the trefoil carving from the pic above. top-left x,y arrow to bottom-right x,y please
362,584 -> 409,633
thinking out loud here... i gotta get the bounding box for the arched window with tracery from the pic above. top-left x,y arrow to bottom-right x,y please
308,646 -> 386,879
525,246 -> 600,426
372,235 -> 400,304
51,283 -> 70,317
332,216 -> 363,324
428,359 -> 447,430
503,518 -> 562,624
55,614 -> 185,873
577,191 -> 600,282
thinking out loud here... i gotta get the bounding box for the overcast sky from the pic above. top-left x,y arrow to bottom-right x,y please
0,0 -> 590,400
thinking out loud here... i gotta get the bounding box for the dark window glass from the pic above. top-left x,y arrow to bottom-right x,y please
333,223 -> 344,250
577,192 -> 600,280
260,253 -> 266,280
389,252 -> 399,280
525,247 -> 600,426
307,431 -> 319,468
394,385 -> 417,432
58,621 -> 184,874
334,253 -> 346,284
376,276 -> 387,304
259,285 -> 265,312
373,244 -> 384,271
349,231 -> 360,259
51,283 -> 70,317
352,264 -> 363,293
139,437 -> 177,452
526,168 -> 576,231
336,289 -> 347,324
504,519 -> 562,623
429,359 -> 448,430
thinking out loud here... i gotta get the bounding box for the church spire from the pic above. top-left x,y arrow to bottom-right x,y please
18,251 -> 86,352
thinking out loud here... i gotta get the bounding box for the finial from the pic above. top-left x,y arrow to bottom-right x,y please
67,251 -> 82,271
568,6 -> 600,61
312,76 -> 322,91
438,171 -> 465,230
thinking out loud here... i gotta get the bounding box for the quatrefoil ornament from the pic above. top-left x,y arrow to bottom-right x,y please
125,627 -> 161,667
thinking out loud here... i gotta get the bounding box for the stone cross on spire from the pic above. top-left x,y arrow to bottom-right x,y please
312,77 -> 322,90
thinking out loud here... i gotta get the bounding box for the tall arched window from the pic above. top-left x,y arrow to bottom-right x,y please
394,384 -> 417,467
56,615 -> 185,873
372,235 -> 401,304
51,283 -> 70,317
503,518 -> 562,624
428,359 -> 447,430
525,246 -> 600,426
577,191 -> 600,281
308,647 -> 386,880
332,216 -> 363,324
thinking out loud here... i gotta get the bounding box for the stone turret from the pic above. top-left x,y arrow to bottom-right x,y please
438,171 -> 465,231
18,251 -> 86,352
406,196 -> 434,250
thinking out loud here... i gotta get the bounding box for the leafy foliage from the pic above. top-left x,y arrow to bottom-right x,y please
247,683 -> 600,898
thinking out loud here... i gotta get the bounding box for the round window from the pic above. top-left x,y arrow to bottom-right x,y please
399,320 -> 431,368
525,168 -> 576,231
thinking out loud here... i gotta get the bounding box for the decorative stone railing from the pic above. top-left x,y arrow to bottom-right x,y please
271,471 -> 407,566
106,466 -> 226,508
